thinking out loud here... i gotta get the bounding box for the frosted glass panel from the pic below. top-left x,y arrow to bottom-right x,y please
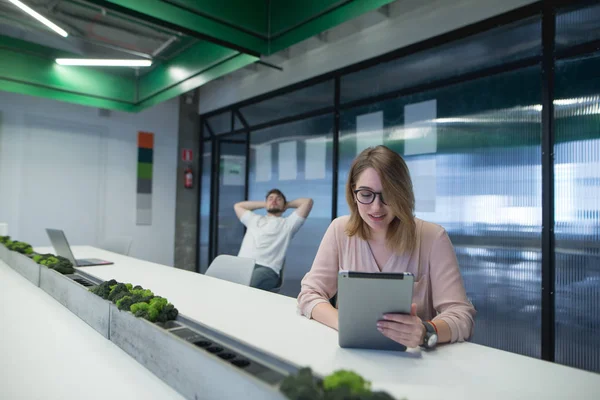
339,66 -> 542,358
207,112 -> 231,135
554,54 -> 600,373
199,141 -> 212,273
556,3 -> 600,51
239,81 -> 333,127
248,115 -> 333,293
217,141 -> 246,257
341,17 -> 540,103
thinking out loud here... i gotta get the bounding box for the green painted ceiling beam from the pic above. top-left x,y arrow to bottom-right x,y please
0,34 -> 71,58
138,41 -> 240,100
85,0 -> 396,57
0,34 -> 257,113
268,0 -> 396,55
269,0 -> 345,35
85,0 -> 266,55
160,0 -> 268,37
0,79 -> 137,112
136,53 -> 257,112
0,37 -> 136,103
0,0 -> 400,113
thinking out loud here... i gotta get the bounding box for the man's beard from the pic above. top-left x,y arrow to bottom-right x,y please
267,207 -> 283,214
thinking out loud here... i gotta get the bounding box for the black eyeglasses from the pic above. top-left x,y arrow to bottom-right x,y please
354,189 -> 387,205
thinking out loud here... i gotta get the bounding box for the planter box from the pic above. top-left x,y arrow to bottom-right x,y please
0,244 -> 8,263
10,251 -> 40,286
4,245 -> 295,400
109,304 -> 287,400
39,267 -> 110,338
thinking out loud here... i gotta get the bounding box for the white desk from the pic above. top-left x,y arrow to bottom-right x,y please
36,246 -> 600,400
0,259 -> 185,400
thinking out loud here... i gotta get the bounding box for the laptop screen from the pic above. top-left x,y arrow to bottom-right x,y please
45,228 -> 78,267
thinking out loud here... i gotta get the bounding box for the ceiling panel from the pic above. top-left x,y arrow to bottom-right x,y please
135,53 -> 256,112
0,0 -> 396,112
268,0 -> 396,54
163,0 -> 268,37
0,35 -> 135,101
84,0 -> 266,55
269,0 -> 345,36
138,41 -> 238,100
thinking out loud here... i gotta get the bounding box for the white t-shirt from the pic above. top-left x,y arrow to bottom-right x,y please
237,210 -> 306,274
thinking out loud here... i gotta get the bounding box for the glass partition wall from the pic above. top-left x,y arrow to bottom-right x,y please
338,66 -> 543,357
553,1 -> 600,373
248,116 -> 334,284
198,1 -> 600,373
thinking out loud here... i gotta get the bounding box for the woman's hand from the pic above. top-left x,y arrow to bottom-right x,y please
377,303 -> 425,348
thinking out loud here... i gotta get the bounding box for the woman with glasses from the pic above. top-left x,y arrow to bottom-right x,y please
297,145 -> 475,349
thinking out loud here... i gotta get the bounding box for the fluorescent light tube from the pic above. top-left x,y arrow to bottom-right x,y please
8,0 -> 68,37
56,59 -> 153,67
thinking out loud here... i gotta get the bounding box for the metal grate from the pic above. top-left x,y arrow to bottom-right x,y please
168,326 -> 287,385
69,275 -> 96,287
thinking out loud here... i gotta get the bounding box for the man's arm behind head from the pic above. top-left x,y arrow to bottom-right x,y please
234,201 -> 266,220
285,198 -> 314,219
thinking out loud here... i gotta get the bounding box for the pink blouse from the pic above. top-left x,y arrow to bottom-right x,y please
298,216 -> 476,342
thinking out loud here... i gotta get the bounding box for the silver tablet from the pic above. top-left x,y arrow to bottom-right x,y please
338,270 -> 414,351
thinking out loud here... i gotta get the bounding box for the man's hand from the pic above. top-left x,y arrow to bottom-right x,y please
284,198 -> 314,218
234,201 -> 267,219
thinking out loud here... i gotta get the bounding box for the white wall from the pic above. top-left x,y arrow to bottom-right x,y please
0,92 -> 179,266
199,0 -> 537,114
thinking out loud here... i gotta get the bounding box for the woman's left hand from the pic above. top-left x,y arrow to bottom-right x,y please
377,303 -> 425,348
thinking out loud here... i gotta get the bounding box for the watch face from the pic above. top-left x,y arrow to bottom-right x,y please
428,334 -> 438,348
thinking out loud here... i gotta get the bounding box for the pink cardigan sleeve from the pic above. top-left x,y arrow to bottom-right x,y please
297,219 -> 340,318
429,229 -> 476,342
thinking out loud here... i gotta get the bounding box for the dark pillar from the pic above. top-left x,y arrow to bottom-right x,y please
174,89 -> 200,271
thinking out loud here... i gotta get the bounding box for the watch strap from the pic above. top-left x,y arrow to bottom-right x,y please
421,321 -> 438,349
427,320 -> 438,334
423,321 -> 436,334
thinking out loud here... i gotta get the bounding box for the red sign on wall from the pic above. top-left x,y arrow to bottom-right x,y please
182,149 -> 193,162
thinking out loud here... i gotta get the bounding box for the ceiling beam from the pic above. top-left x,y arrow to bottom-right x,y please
0,36 -> 137,107
161,0 -> 268,40
256,59 -> 282,71
316,31 -> 328,43
83,0 -> 264,56
268,0 -> 396,55
138,41 -> 237,99
377,4 -> 391,18
0,21 -> 84,55
0,33 -> 256,113
136,52 -> 256,112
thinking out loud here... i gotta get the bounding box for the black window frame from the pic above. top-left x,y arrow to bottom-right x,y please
195,0 -> 600,369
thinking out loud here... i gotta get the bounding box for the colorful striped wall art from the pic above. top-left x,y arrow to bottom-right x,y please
137,132 -> 154,225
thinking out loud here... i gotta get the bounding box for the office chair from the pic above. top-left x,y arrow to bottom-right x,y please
205,255 -> 256,286
270,259 -> 286,293
101,236 -> 132,256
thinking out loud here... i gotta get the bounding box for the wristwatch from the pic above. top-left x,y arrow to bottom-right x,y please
420,321 -> 438,349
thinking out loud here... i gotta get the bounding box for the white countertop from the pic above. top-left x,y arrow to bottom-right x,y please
0,258 -> 185,400
35,245 -> 600,400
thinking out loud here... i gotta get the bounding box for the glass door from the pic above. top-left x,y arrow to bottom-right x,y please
215,136 -> 247,258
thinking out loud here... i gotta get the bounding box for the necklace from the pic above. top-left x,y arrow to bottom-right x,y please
366,240 -> 382,271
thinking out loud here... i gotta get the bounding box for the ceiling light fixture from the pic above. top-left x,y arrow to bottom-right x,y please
8,0 -> 68,37
55,59 -> 153,67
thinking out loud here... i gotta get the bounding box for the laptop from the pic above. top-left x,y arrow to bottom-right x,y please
46,228 -> 113,267
337,271 -> 414,351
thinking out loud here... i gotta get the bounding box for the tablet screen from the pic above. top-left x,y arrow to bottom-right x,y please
337,271 -> 414,351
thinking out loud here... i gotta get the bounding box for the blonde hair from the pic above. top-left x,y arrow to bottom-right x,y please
345,145 -> 416,255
